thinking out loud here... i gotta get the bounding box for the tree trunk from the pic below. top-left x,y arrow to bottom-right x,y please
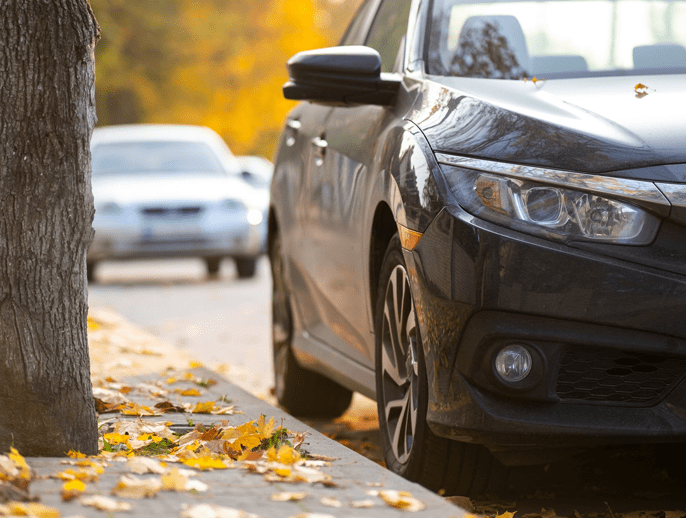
0,0 -> 99,455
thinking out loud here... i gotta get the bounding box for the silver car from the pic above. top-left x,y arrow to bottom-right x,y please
88,124 -> 267,281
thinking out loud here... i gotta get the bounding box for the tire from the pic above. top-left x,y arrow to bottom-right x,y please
375,234 -> 507,496
270,233 -> 353,418
235,257 -> 257,279
205,256 -> 222,276
87,261 -> 97,283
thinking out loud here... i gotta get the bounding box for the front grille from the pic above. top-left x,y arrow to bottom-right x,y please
141,207 -> 202,217
556,347 -> 686,405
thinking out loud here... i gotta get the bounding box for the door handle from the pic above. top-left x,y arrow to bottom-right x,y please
312,136 -> 327,166
285,119 -> 301,147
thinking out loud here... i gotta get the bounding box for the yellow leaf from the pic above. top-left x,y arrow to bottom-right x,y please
6,503 -> 60,518
103,433 -> 129,445
181,456 -> 228,471
376,490 -> 426,512
67,450 -> 86,459
176,388 -> 202,397
274,467 -> 291,477
62,479 -> 86,501
120,402 -> 160,416
166,377 -> 178,384
87,317 -> 101,331
275,444 -> 301,465
189,361 -> 204,368
232,435 -> 261,451
136,434 -> 163,443
191,401 -> 216,413
254,415 -> 276,439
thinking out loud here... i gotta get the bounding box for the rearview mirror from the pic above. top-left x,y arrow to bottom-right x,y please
283,46 -> 401,107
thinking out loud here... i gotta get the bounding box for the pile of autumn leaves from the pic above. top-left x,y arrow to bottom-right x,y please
0,371 -> 334,517
0,369 -> 428,517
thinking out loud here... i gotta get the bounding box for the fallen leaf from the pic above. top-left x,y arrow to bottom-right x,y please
162,468 -> 208,492
181,456 -> 229,471
350,500 -> 375,508
176,388 -> 202,397
2,502 -> 60,518
191,401 -> 216,413
127,457 -> 168,475
81,495 -> 133,512
372,490 -> 426,512
154,401 -> 185,413
112,474 -> 162,499
271,491 -> 308,502
267,445 -> 301,465
66,451 -> 86,459
62,479 -> 86,501
320,497 -> 342,508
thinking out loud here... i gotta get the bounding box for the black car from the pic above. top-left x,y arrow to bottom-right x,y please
268,0 -> 686,495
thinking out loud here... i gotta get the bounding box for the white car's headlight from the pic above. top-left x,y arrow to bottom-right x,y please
437,155 -> 666,245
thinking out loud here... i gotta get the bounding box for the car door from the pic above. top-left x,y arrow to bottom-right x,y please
298,0 -> 415,366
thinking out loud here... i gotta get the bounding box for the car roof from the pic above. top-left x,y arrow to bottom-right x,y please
91,124 -> 225,144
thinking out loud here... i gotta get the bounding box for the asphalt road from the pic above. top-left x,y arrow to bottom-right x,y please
87,256 -> 274,395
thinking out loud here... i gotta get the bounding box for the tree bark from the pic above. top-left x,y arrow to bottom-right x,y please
0,0 -> 100,455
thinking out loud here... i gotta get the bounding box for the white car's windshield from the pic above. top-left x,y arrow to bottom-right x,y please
91,141 -> 225,175
428,0 -> 686,79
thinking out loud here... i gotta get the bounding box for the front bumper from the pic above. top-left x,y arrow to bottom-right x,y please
407,207 -> 686,455
88,222 -> 264,261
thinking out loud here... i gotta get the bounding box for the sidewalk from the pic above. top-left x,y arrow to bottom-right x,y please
1,309 -> 465,518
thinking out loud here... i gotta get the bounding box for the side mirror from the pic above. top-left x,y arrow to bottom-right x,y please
283,46 -> 401,107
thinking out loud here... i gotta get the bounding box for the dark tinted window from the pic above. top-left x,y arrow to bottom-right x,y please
428,0 -> 686,79
365,0 -> 413,72
92,141 -> 224,175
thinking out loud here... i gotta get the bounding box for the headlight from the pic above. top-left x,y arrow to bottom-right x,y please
247,208 -> 263,226
437,155 -> 665,245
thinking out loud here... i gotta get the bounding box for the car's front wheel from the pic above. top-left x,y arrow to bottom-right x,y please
375,235 -> 507,496
270,233 -> 352,418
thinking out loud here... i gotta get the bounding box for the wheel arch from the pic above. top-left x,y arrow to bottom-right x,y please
267,206 -> 279,259
369,202 -> 398,324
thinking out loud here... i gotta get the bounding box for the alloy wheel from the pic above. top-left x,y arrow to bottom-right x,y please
380,264 -> 419,465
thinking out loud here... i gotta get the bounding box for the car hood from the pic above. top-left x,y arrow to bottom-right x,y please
92,173 -> 264,207
413,74 -> 686,178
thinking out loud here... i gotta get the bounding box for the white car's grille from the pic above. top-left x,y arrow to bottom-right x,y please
140,207 -> 203,217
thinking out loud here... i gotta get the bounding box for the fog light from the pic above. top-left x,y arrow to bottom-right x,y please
495,345 -> 532,382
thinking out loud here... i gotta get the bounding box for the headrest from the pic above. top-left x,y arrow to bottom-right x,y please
454,15 -> 530,78
633,43 -> 686,69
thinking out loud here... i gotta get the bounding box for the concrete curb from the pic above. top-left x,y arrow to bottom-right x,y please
24,367 -> 465,518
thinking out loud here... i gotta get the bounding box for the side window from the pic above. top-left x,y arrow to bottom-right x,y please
364,0 -> 414,72
339,0 -> 380,46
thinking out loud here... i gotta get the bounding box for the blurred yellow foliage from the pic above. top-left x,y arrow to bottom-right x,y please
90,0 -> 363,159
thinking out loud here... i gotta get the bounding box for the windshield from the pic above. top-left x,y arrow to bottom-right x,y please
428,0 -> 686,79
91,141 -> 225,176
